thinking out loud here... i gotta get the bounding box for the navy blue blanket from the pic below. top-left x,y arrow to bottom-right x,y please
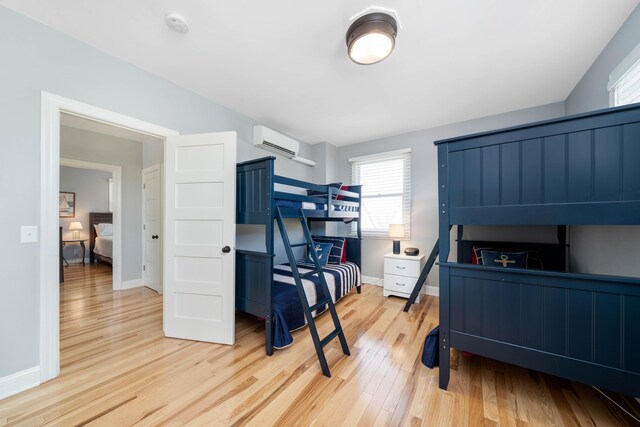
272,262 -> 360,348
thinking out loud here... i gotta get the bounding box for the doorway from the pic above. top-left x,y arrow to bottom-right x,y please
59,157 -> 120,287
40,92 -> 178,383
41,92 -> 238,389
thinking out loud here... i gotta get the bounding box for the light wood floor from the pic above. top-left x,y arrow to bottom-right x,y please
0,264 -> 632,426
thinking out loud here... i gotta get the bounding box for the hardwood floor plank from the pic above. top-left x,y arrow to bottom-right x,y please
0,264 -> 632,426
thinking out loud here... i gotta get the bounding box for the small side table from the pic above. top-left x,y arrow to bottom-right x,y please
383,253 -> 426,302
62,239 -> 88,266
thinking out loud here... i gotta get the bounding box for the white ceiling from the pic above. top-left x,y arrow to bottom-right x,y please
4,1 -> 638,146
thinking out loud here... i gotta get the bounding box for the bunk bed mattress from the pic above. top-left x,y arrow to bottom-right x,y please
272,261 -> 361,348
275,199 -> 359,212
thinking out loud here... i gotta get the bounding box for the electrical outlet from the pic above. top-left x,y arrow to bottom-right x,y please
74,249 -> 79,256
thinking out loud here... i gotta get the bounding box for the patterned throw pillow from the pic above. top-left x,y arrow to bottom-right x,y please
312,236 -> 345,265
472,246 -> 494,264
473,245 -> 544,269
303,242 -> 334,267
480,250 -> 528,269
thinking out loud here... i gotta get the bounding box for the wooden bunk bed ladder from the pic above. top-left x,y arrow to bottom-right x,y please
275,207 -> 351,377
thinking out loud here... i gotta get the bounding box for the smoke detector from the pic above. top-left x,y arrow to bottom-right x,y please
165,13 -> 189,34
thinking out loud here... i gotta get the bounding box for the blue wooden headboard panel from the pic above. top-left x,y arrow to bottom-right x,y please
236,157 -> 274,224
438,104 -> 640,225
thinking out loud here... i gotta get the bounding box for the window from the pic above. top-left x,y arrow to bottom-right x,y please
609,42 -> 640,106
350,149 -> 411,238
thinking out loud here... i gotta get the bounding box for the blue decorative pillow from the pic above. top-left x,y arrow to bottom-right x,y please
311,236 -> 345,264
480,250 -> 528,269
304,242 -> 334,267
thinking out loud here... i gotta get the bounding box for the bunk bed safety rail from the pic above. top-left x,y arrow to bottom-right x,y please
273,175 -> 360,199
440,104 -> 640,225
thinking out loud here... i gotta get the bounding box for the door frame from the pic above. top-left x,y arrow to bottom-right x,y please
142,163 -> 164,294
60,158 -> 122,289
40,92 -> 178,383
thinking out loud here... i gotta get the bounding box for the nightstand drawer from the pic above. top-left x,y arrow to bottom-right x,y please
384,258 -> 421,278
384,274 -> 416,293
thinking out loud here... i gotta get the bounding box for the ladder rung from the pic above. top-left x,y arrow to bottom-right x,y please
300,270 -> 320,279
320,328 -> 342,348
309,298 -> 332,313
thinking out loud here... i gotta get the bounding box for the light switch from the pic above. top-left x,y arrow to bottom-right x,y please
21,226 -> 38,243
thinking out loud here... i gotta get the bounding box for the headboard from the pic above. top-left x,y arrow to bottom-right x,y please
89,212 -> 112,263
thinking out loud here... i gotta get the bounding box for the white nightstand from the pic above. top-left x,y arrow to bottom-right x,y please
383,252 -> 426,302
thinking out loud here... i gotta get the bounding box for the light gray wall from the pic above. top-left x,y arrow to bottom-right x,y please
333,103 -> 566,282
564,4 -> 640,278
142,138 -> 164,169
565,5 -> 640,115
59,166 -> 111,262
61,126 -> 143,280
0,6 -> 313,379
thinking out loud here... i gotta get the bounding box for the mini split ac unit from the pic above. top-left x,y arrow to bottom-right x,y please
253,125 -> 316,166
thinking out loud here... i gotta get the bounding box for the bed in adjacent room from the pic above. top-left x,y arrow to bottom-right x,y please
89,212 -> 113,265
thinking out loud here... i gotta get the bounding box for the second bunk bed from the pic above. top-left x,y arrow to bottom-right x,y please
435,103 -> 640,396
235,156 -> 362,368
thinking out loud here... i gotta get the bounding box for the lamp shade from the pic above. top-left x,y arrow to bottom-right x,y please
69,221 -> 83,231
388,223 -> 404,238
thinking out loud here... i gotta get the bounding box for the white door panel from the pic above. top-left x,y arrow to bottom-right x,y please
143,165 -> 162,294
164,132 -> 236,344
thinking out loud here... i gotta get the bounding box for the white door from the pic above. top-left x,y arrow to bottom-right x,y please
164,132 -> 236,344
143,164 -> 162,294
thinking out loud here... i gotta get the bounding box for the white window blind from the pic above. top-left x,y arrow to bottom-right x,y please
612,57 -> 640,106
609,42 -> 640,107
350,149 -> 411,238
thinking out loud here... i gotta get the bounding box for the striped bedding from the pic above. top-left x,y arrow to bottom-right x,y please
272,261 -> 361,349
275,199 -> 359,212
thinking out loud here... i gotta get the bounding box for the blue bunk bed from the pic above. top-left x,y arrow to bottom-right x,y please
236,156 -> 362,357
435,103 -> 640,396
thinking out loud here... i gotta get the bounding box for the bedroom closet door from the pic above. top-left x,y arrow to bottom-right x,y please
164,132 -> 237,344
143,165 -> 162,294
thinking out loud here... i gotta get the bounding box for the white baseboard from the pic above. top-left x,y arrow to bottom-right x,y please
362,276 -> 440,297
0,366 -> 40,400
423,285 -> 440,297
121,279 -> 143,290
362,276 -> 383,286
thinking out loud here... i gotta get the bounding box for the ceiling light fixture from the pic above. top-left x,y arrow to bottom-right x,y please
346,12 -> 398,65
165,13 -> 189,34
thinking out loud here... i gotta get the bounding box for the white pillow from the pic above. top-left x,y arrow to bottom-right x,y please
94,223 -> 113,237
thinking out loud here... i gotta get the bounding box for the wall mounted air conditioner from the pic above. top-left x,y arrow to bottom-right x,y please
253,125 -> 316,166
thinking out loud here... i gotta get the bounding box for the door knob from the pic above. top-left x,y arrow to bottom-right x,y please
152,235 -> 159,239
222,246 -> 231,253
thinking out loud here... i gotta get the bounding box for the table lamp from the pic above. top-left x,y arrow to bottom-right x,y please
388,223 -> 404,254
69,221 -> 83,240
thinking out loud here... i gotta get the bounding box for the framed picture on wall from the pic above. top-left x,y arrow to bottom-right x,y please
59,191 -> 76,218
